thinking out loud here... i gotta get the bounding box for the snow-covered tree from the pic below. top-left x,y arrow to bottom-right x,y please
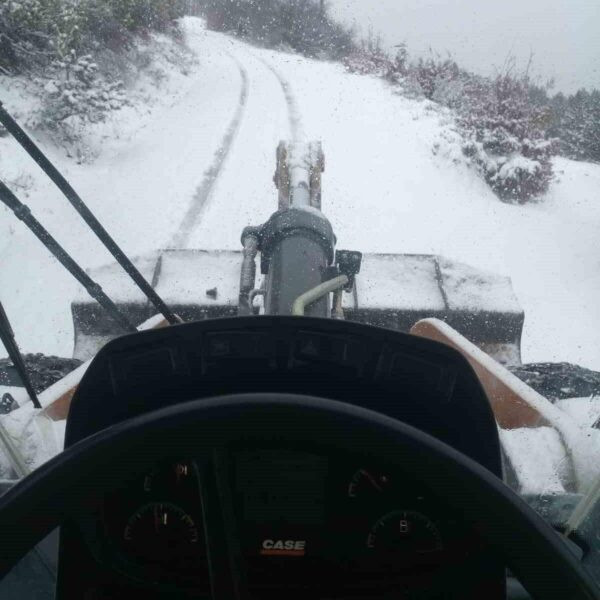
550,89 -> 600,163
0,0 -> 186,74
198,0 -> 355,59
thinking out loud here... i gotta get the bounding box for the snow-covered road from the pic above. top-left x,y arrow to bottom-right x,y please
1,17 -> 600,372
170,53 -> 249,248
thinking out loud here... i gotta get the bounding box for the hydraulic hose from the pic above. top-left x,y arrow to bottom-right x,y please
292,275 -> 348,316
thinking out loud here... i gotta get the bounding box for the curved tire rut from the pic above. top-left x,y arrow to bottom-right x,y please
171,54 -> 250,248
256,57 -> 304,141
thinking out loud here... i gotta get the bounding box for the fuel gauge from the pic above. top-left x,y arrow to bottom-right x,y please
367,510 -> 443,555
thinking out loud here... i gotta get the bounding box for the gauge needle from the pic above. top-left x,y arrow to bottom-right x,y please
361,469 -> 383,493
154,504 -> 160,533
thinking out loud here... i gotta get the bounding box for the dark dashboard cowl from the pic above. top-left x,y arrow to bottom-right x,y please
65,316 -> 502,478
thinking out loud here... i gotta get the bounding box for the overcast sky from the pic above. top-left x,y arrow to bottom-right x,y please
329,0 -> 599,94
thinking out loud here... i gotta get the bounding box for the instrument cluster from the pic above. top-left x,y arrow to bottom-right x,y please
93,450 -> 478,597
100,460 -> 209,591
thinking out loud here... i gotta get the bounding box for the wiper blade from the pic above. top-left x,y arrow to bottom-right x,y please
0,299 -> 41,409
0,102 -> 178,325
0,180 -> 137,335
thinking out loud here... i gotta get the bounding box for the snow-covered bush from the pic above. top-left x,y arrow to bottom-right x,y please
413,56 -> 460,100
456,72 -> 555,202
38,54 -> 128,127
342,45 -> 556,202
344,39 -> 411,90
384,45 -> 409,84
343,47 -> 391,78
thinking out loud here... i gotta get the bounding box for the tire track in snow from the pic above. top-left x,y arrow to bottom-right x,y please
170,55 -> 249,248
256,57 -> 304,141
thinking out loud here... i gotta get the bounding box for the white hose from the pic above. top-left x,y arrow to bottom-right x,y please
292,275 -> 348,316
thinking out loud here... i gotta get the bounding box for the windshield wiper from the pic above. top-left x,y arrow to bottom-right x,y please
0,101 -> 178,325
0,300 -> 41,409
0,180 -> 136,334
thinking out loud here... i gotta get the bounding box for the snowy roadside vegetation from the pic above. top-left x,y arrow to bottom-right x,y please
0,0 -> 195,159
3,0 -> 597,202
343,43 -> 600,203
197,0 -> 599,204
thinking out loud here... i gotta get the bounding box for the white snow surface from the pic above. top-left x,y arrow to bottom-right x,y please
157,250 -> 241,305
556,397 -> 600,429
500,427 -> 569,495
1,15 -> 600,378
350,254 -> 444,311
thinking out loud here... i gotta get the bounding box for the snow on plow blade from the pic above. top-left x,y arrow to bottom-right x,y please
71,250 -> 523,364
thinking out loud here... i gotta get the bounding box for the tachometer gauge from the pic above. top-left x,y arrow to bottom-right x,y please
348,468 -> 390,498
123,501 -> 200,565
367,510 -> 442,555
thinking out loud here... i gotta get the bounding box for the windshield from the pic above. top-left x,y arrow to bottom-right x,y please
1,0 -> 599,574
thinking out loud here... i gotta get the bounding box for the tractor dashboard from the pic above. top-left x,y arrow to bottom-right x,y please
71,451 -> 498,599
57,316 -> 506,598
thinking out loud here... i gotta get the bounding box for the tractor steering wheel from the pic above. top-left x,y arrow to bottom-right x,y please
0,394 -> 598,599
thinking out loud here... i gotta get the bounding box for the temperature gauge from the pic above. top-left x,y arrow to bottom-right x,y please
348,469 -> 390,498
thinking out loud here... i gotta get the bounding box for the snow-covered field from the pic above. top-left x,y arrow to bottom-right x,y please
1,16 -> 600,375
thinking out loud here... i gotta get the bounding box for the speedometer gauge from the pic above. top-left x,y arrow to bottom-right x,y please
123,501 -> 200,565
367,510 -> 443,555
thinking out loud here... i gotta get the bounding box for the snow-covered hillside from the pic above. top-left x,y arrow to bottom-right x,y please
1,16 -> 599,372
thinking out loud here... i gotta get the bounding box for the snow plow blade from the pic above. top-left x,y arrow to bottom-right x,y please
71,250 -> 523,364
